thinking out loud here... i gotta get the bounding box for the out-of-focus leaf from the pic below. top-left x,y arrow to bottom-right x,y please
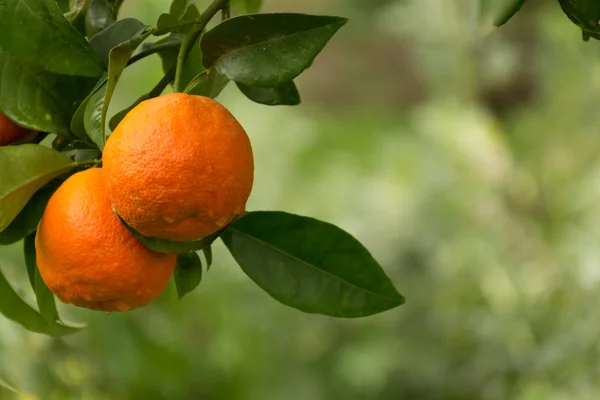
231,0 -> 262,15
0,268 -> 83,336
493,0 -> 526,27
24,234 -> 58,324
0,376 -> 19,395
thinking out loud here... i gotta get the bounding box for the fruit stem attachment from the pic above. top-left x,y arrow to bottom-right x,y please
173,0 -> 230,92
151,66 -> 177,97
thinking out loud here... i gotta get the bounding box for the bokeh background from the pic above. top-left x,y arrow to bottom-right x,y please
3,0 -> 600,398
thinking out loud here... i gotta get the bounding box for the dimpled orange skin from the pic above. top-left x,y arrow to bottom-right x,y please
103,93 -> 254,242
0,113 -> 30,146
35,168 -> 177,312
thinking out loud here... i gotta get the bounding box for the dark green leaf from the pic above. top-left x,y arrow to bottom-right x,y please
494,0 -> 526,27
558,0 -> 600,39
117,214 -> 223,254
86,19 -> 153,148
156,0 -> 200,35
55,0 -> 70,12
64,0 -> 89,36
23,234 -> 37,291
201,13 -> 348,86
85,0 -> 116,37
0,50 -> 99,135
0,267 -> 83,336
231,0 -> 262,15
0,0 -> 104,77
24,234 -> 58,324
83,81 -> 108,149
0,0 -> 101,134
0,145 -> 75,232
70,73 -> 108,141
0,184 -> 58,246
184,68 -> 230,98
203,246 -> 213,270
174,252 -> 203,300
221,211 -> 405,318
236,81 -> 300,105
90,18 -> 148,63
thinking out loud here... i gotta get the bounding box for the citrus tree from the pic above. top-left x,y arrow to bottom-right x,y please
0,0 -> 406,336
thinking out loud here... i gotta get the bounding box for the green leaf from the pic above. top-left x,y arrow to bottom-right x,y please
203,246 -> 213,270
83,81 -> 108,149
0,0 -> 104,77
64,0 -> 90,35
90,18 -> 148,63
87,19 -> 153,148
117,214 -> 223,254
0,377 -> 19,395
156,0 -> 200,35
236,81 -> 300,106
184,68 -> 230,98
493,0 -> 526,27
0,50 -> 99,135
0,184 -> 58,246
0,267 -> 83,336
201,13 -> 348,86
23,233 -> 37,291
0,0 -> 102,135
231,0 -> 263,15
558,0 -> 600,39
174,252 -> 203,300
85,0 -> 116,37
71,73 -> 108,141
221,211 -> 405,318
0,145 -> 75,232
24,234 -> 58,324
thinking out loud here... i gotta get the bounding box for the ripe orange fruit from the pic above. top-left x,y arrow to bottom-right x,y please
103,93 -> 254,242
35,168 -> 177,312
0,113 -> 30,146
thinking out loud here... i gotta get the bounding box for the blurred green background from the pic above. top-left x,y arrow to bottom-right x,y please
3,0 -> 600,398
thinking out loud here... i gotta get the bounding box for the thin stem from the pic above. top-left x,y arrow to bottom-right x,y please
150,65 -> 176,97
75,159 -> 102,167
127,40 -> 182,66
222,4 -> 230,21
174,0 -> 230,92
153,20 -> 198,36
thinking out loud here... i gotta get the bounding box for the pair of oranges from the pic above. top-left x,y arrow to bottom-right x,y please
2,94 -> 254,312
